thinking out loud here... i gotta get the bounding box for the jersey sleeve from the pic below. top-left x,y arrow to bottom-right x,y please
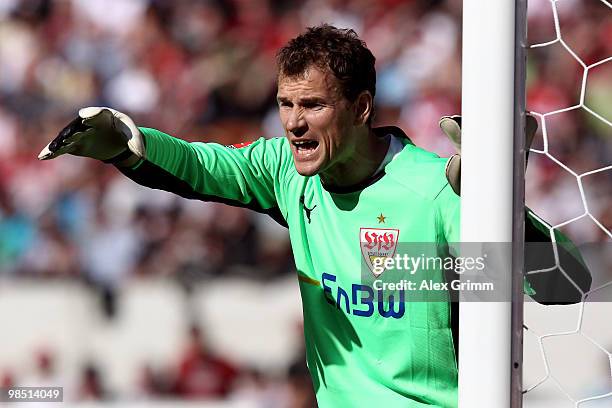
117,127 -> 294,226
432,178 -> 592,304
435,183 -> 461,245
524,208 -> 592,304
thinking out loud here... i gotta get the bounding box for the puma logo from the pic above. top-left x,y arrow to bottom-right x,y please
300,196 -> 316,224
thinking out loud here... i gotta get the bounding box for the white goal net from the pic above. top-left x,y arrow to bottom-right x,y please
522,0 -> 611,407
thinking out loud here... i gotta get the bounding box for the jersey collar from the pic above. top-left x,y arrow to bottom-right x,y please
321,126 -> 411,194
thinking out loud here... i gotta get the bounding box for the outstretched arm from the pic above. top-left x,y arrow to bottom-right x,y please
39,107 -> 293,226
119,127 -> 292,226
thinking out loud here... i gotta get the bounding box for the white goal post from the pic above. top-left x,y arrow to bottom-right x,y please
458,1 -> 528,407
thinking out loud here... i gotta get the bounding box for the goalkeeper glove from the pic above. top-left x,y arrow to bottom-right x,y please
439,114 -> 538,195
38,107 -> 145,166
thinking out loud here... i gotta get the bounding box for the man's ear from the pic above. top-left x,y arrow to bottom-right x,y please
353,91 -> 373,126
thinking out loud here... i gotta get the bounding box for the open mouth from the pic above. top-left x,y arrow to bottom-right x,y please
292,140 -> 319,157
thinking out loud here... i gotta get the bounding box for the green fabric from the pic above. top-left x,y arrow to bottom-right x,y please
524,208 -> 591,303
133,126 -> 591,406
139,127 -> 458,407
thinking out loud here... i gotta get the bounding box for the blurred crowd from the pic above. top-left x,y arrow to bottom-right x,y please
1,322 -> 316,406
0,0 -> 609,404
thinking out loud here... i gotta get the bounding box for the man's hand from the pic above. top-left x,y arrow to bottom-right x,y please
439,114 -> 538,195
38,107 -> 145,165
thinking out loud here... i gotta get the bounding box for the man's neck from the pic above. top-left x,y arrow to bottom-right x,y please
320,127 -> 391,191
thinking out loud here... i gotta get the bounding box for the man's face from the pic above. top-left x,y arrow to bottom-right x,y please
277,66 -> 358,177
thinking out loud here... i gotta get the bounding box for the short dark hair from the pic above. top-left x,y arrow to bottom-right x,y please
277,24 -> 376,104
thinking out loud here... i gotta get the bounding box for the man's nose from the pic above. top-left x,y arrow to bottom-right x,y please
286,108 -> 307,137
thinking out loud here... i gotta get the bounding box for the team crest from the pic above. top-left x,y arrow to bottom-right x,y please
360,228 -> 400,277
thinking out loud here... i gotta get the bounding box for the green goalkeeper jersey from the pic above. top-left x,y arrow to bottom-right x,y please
118,125 -> 590,407
121,126 -> 458,407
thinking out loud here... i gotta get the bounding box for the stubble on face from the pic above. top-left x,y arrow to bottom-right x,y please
277,67 -> 359,182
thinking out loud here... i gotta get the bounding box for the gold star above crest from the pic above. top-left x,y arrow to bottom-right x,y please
377,213 -> 386,223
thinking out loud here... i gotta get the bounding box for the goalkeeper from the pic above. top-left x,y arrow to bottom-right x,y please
39,25 -> 590,407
